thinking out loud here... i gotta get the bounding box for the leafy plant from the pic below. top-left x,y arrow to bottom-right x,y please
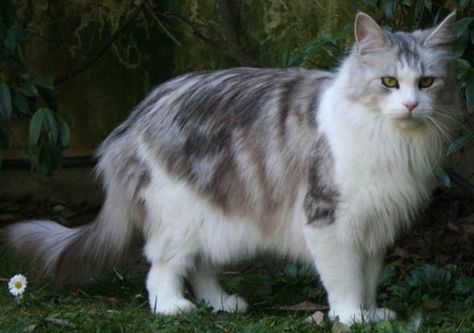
285,26 -> 352,69
0,0 -> 70,174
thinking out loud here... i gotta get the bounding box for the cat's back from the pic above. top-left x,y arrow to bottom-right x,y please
96,67 -> 334,223
98,68 -> 333,170
105,67 -> 333,145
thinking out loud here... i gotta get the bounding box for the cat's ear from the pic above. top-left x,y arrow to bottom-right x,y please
424,10 -> 456,47
355,12 -> 390,55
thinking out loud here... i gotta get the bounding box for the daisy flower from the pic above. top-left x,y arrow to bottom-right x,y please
8,274 -> 28,296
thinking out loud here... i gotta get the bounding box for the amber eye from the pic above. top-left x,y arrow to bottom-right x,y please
419,77 -> 434,88
381,77 -> 399,88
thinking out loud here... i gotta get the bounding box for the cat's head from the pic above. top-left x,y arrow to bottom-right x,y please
345,11 -> 457,129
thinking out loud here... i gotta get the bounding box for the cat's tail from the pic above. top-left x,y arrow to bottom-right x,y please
4,187 -> 136,285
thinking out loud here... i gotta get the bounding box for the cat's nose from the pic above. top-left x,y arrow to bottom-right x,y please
403,102 -> 418,112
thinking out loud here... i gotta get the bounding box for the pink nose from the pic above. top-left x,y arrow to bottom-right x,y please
404,102 -> 418,112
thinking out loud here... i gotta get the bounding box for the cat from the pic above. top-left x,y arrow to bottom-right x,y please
5,11 -> 458,324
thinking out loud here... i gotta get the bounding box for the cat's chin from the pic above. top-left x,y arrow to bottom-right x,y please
392,117 -> 426,130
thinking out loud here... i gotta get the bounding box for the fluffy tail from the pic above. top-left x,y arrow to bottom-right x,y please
5,188 -> 136,285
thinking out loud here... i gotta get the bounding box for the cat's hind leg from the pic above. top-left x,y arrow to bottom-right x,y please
142,183 -> 199,315
190,263 -> 248,313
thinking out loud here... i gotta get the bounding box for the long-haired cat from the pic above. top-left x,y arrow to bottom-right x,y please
5,11 -> 458,324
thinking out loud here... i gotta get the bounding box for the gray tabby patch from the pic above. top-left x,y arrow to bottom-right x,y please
101,68 -> 337,227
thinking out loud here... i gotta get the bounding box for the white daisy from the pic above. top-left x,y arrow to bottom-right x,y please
8,274 -> 28,296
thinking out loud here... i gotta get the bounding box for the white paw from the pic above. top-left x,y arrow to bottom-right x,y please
368,307 -> 397,322
209,294 -> 248,313
330,307 -> 397,325
221,294 -> 248,313
329,308 -> 365,325
149,297 -> 196,315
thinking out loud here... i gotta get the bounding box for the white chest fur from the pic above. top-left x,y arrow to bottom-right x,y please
318,82 -> 438,253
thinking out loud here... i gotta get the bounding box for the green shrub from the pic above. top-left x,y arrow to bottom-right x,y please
0,0 -> 70,174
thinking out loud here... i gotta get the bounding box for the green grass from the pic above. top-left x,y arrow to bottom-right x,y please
1,249 -> 474,333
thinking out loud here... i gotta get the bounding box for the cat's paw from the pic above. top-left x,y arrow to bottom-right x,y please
150,298 -> 196,315
329,309 -> 365,325
367,307 -> 397,322
212,294 -> 248,313
329,307 -> 396,325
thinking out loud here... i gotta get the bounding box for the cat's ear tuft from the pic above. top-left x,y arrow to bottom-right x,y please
355,12 -> 389,55
424,10 -> 456,47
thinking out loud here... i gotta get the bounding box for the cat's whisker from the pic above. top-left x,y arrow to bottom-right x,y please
431,110 -> 462,119
431,113 -> 465,125
430,120 -> 457,133
432,121 -> 466,132
426,116 -> 454,144
432,110 -> 466,116
427,111 -> 457,127
430,101 -> 463,109
425,122 -> 444,158
431,111 -> 469,132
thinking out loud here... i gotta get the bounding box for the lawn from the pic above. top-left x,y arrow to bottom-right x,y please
1,190 -> 473,333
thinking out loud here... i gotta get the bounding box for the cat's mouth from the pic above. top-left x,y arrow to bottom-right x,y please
384,110 -> 429,129
385,109 -> 429,121
389,113 -> 429,130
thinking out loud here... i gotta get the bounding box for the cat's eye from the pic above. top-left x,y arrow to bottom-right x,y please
381,77 -> 399,88
419,77 -> 434,89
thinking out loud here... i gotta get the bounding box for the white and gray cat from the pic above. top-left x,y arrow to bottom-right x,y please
6,11 -> 458,324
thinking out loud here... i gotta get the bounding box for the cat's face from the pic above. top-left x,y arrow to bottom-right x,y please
347,12 -> 456,129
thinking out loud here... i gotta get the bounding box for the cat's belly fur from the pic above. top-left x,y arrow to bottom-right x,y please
142,161 -> 313,266
140,141 -> 426,265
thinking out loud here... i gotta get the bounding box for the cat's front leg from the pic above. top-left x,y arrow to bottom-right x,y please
189,263 -> 248,313
304,223 -> 367,324
304,223 -> 397,324
364,250 -> 397,322
146,261 -> 196,315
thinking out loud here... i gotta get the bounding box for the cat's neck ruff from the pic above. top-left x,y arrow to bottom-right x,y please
320,57 -> 443,175
316,58 -> 444,252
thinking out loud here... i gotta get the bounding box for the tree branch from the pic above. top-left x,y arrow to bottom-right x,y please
216,0 -> 258,67
159,12 -> 221,48
54,2 -> 145,85
144,1 -> 182,47
160,7 -> 259,67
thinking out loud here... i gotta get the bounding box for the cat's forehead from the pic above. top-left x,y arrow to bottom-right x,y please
396,62 -> 423,82
385,31 -> 424,69
370,30 -> 448,76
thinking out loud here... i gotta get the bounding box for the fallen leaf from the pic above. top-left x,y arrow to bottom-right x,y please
393,247 -> 421,259
93,295 -> 118,302
461,224 -> 474,234
274,301 -> 328,312
393,247 -> 409,258
447,222 -> 461,232
53,205 -> 66,213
